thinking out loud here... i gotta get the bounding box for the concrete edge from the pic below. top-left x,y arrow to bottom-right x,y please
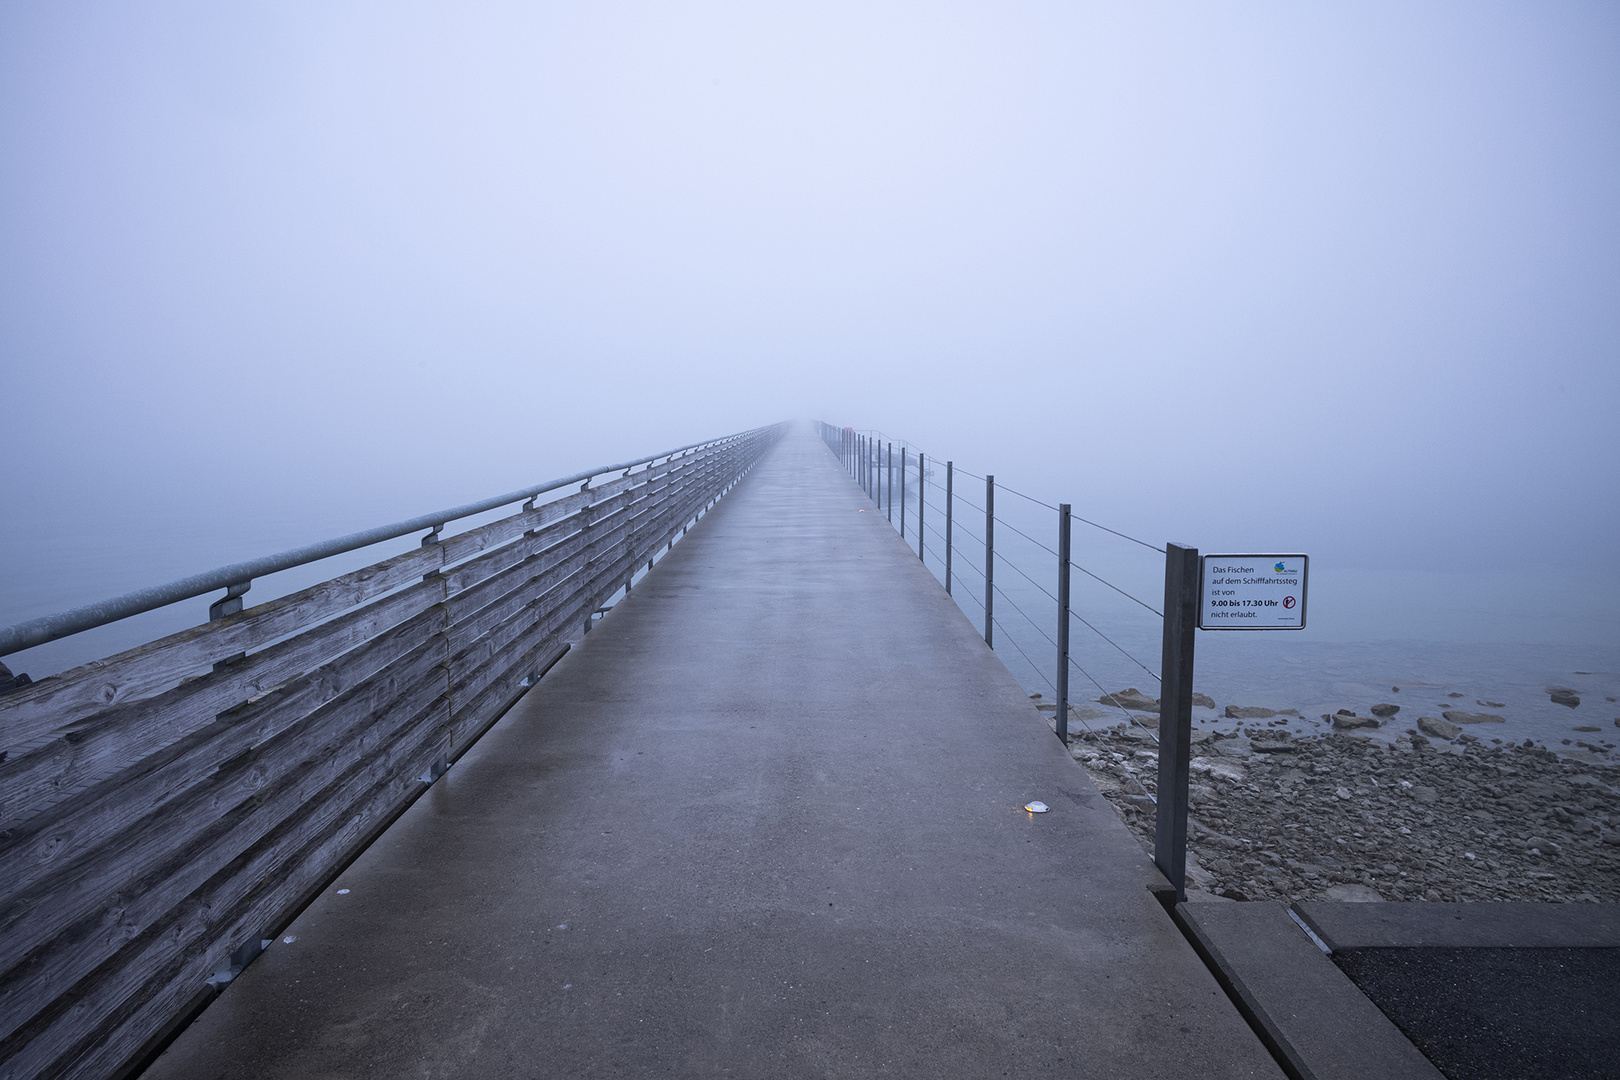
1173,901 -> 1444,1080
1292,901 -> 1620,950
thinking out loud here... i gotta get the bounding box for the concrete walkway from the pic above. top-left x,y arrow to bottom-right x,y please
146,425 -> 1281,1079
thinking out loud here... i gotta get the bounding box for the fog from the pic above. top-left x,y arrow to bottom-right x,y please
3,2 -> 1617,667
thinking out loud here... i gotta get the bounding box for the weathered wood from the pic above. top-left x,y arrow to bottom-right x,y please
0,642 -> 450,1029
0,543 -> 444,756
0,429 -> 784,1080
0,578 -> 446,834
0,453 -> 692,759
0,604 -> 448,921
442,517 -> 634,655
0,689 -> 455,1079
444,636 -> 571,763
439,491 -> 631,612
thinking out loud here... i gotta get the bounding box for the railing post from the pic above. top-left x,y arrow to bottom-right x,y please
916,453 -> 925,562
886,442 -> 893,521
983,474 -> 994,646
945,461 -> 954,594
900,446 -> 907,540
1055,504 -> 1072,745
1155,542 -> 1199,903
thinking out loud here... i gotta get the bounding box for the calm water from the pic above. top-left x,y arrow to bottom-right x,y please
2,472 -> 1616,756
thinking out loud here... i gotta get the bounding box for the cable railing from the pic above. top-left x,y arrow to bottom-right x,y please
817,419 -> 1206,905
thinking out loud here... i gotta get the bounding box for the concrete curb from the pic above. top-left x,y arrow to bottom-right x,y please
1174,901 -> 1444,1080
1293,900 -> 1620,950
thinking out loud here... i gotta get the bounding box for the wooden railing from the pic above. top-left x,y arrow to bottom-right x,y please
0,423 -> 785,1080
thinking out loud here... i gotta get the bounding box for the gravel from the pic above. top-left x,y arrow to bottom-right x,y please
1065,723 -> 1620,903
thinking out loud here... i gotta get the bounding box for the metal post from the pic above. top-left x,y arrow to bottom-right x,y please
1055,504 -> 1072,745
1155,542 -> 1199,903
886,442 -> 893,522
983,475 -> 995,646
900,446 -> 907,540
944,461 -> 954,594
916,453 -> 925,562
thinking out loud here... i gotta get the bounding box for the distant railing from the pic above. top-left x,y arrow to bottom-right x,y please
816,421 -> 1200,904
0,422 -> 786,1080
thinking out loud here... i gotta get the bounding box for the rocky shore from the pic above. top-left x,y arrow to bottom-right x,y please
1050,699 -> 1620,903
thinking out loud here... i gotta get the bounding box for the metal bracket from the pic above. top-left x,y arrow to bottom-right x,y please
420,524 -> 443,547
207,935 -> 272,990
209,581 -> 251,622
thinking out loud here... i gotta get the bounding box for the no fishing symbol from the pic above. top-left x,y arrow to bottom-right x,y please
1283,596 -> 1297,609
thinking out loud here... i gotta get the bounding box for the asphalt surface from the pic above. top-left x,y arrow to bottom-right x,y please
1334,947 -> 1620,1080
143,423 -> 1281,1079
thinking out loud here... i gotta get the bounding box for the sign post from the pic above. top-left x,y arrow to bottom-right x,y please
1157,550 -> 1310,902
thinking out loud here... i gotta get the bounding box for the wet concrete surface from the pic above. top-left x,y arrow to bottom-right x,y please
143,424 -> 1281,1079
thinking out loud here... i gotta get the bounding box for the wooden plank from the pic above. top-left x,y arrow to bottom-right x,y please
444,636 -> 571,763
0,577 -> 445,834
0,435 -> 772,1080
0,604 -> 449,928
442,516 -> 635,655
433,465 -> 640,569
0,642 -> 450,1028
445,576 -> 598,715
440,488 -> 631,603
0,451 -> 690,759
0,689 -> 454,1080
0,544 -> 444,757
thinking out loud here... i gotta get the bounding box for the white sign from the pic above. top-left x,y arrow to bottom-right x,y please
1199,554 -> 1309,630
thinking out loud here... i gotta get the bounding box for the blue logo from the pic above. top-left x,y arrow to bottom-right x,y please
1274,562 -> 1287,572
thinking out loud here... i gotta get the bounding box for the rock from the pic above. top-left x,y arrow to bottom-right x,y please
1224,706 -> 1278,720
1099,688 -> 1158,712
1251,736 -> 1298,754
1411,785 -> 1438,804
1335,786 -> 1353,800
1370,703 -> 1400,718
1478,700 -> 1506,708
1442,710 -> 1506,725
1190,757 -> 1246,781
1067,705 -> 1111,723
1548,687 -> 1581,708
1417,715 -> 1462,740
1215,739 -> 1254,758
1332,713 -> 1380,730
1574,726 -> 1601,733
1323,883 -> 1384,902
1448,692 -> 1465,698
1192,693 -> 1216,710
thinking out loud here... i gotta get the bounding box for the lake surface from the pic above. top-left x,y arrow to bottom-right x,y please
2,466 -> 1615,758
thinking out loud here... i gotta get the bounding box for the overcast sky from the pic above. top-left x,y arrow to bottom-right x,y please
3,1 -> 1617,649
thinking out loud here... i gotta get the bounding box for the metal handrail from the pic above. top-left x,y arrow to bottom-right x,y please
0,428 -> 763,657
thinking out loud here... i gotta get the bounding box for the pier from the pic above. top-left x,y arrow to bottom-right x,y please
138,425 -> 1278,1077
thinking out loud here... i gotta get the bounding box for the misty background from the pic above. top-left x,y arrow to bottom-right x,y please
2,1 -> 1617,689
